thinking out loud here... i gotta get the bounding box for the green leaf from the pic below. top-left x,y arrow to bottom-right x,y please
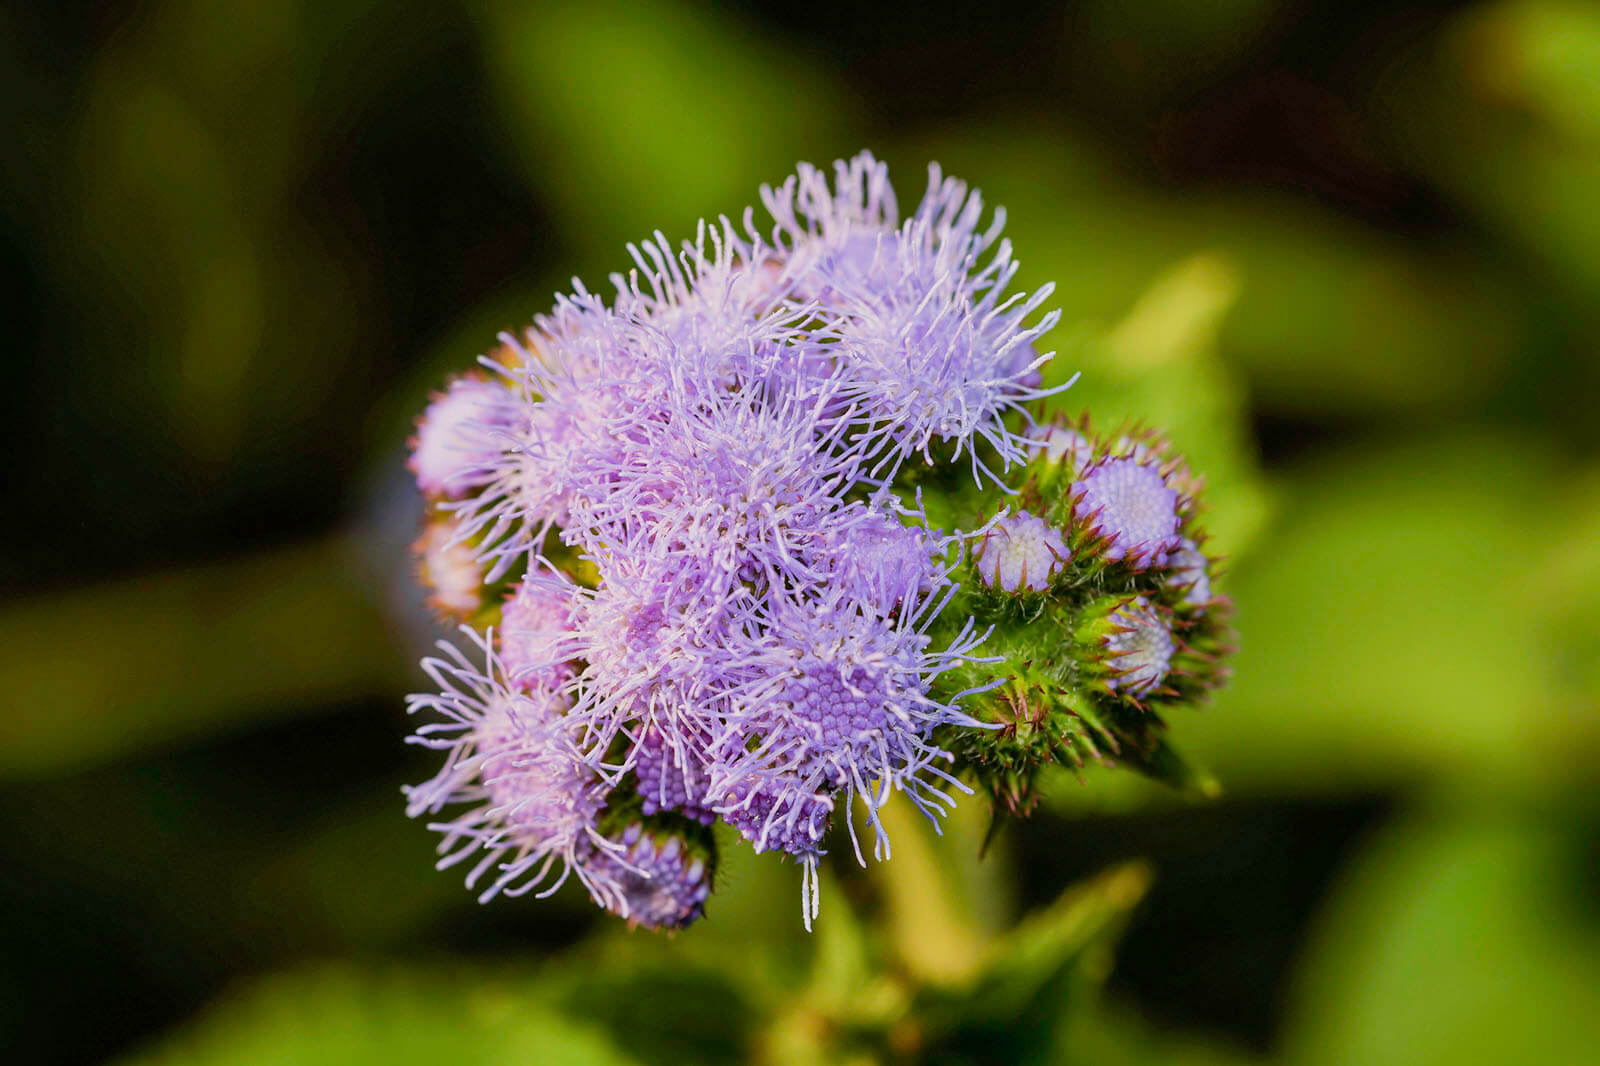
115,965 -> 639,1066
1120,735 -> 1222,801
1282,803 -> 1600,1066
475,0 -> 858,259
1183,433 -> 1571,791
0,536 -> 406,780
1384,0 -> 1600,304
910,862 -> 1153,1064
544,960 -> 754,1066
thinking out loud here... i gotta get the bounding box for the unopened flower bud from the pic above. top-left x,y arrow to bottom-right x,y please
1071,457 -> 1182,568
410,377 -> 516,498
1164,538 -> 1213,610
413,516 -> 485,618
586,817 -> 717,931
1078,595 -> 1176,699
974,511 -> 1069,592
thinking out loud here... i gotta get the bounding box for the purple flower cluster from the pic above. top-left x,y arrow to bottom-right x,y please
404,152 -> 1058,928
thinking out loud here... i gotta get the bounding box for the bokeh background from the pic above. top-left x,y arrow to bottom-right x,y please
3,1 -> 1597,1063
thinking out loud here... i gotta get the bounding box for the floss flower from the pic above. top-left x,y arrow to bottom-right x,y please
401,152 -> 1232,931
403,630 -> 618,908
410,377 -> 518,498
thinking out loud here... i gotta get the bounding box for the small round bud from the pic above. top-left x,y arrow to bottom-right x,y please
1026,422 -> 1093,475
1164,538 -> 1212,610
587,820 -> 716,931
1072,457 -> 1181,567
1102,597 -> 1176,698
410,378 -> 515,498
975,511 -> 1069,592
414,517 -> 484,618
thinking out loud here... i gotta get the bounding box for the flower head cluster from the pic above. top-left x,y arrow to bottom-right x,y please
404,153 -> 1059,929
402,630 -> 612,906
402,156 -> 1237,930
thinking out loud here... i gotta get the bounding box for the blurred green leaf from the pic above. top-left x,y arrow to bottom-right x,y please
0,536 -> 405,779
909,128 -> 1525,418
251,793 -> 491,948
477,0 -> 859,259
1282,803 -> 1600,1066
1056,0 -> 1280,110
1529,466 -> 1600,712
1053,1001 -> 1264,1066
910,862 -> 1152,1065
72,0 -> 363,470
874,796 -> 993,988
1183,432 -> 1572,791
114,966 -> 639,1066
1382,1 -> 1600,309
545,957 -> 754,1066
1467,0 -> 1600,149
1044,253 -> 1275,560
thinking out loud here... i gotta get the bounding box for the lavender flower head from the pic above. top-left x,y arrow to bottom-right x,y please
413,516 -> 483,618
400,151 -> 1232,931
499,577 -> 578,690
712,586 -> 991,847
410,377 -> 518,498
403,630 -> 618,908
764,152 -> 1069,483
635,727 -> 715,825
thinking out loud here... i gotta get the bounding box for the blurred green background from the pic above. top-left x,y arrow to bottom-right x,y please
2,1 -> 1596,1063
